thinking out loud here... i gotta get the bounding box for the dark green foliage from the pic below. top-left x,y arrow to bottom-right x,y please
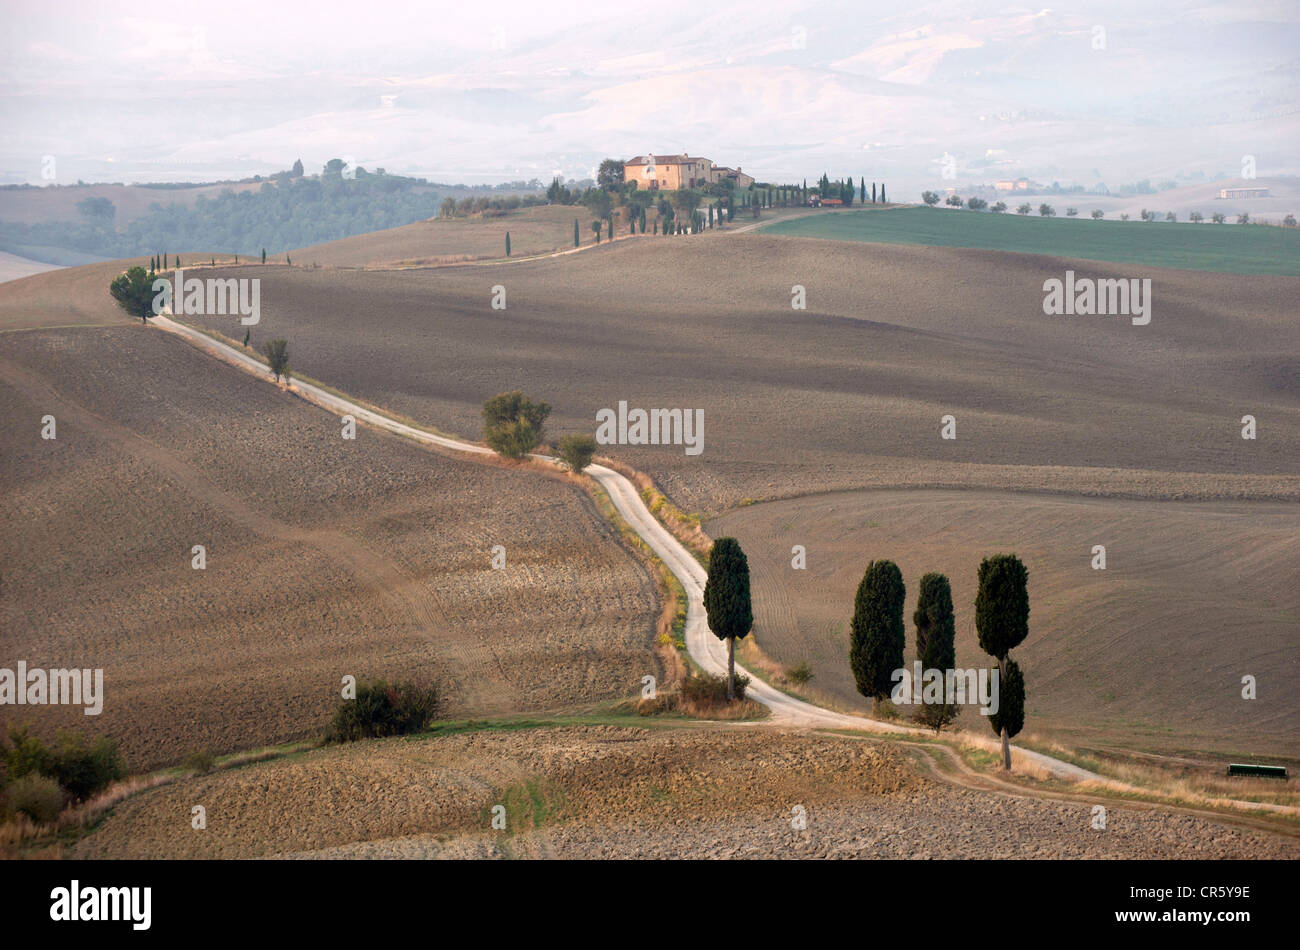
988,658 -> 1025,740
704,538 -> 752,642
2,727 -> 124,803
574,218 -> 580,247
326,680 -> 438,742
975,554 -> 1029,660
261,338 -> 290,383
703,537 -> 753,699
482,390 -> 551,459
557,433 -> 596,473
913,572 -> 959,732
505,231 -> 511,256
850,560 -> 906,703
108,266 -> 156,323
261,248 -> 266,263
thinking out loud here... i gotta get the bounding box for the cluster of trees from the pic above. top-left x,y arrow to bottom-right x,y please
1,727 -> 125,823
924,191 -> 1288,226
480,391 -> 597,473
439,192 -> 547,218
849,554 -> 1031,770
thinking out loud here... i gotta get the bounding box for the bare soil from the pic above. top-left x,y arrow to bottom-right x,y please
66,726 -> 1299,859
0,326 -> 658,771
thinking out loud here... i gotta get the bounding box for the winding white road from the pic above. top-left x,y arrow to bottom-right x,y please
153,313 -> 1095,782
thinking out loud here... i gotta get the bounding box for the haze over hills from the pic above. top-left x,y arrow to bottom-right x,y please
3,0 -> 1296,192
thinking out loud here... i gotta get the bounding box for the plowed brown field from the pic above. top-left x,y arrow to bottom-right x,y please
0,325 -> 658,771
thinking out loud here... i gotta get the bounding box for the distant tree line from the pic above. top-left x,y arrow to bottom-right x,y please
0,161 -> 545,263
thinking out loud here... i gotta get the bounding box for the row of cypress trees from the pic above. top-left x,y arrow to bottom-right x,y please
850,554 -> 1029,769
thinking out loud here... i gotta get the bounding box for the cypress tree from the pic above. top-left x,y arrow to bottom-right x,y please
163,253 -> 168,269
261,248 -> 267,264
861,177 -> 866,202
881,183 -> 886,203
703,537 -> 754,700
574,218 -> 580,247
988,659 -> 1025,747
913,572 -> 959,733
872,182 -> 877,203
975,554 -> 1030,770
505,231 -> 511,256
850,560 -> 906,712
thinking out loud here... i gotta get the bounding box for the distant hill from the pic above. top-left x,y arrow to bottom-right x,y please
0,166 -> 542,265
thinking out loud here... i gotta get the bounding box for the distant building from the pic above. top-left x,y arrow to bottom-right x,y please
1218,186 -> 1270,199
711,165 -> 755,189
995,178 -> 1032,192
622,154 -> 754,191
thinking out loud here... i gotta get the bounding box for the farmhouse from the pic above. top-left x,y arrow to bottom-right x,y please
623,154 -> 754,191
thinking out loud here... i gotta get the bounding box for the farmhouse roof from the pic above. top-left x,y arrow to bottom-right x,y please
625,154 -> 707,166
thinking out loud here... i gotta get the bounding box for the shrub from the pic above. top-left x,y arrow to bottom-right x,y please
557,433 -> 596,473
785,661 -> 814,685
8,774 -> 64,824
183,750 -> 215,775
327,680 -> 439,742
47,733 -> 125,801
680,671 -> 749,704
482,391 -> 551,459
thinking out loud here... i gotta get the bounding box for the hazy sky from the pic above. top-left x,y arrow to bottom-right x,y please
2,0 -> 1297,188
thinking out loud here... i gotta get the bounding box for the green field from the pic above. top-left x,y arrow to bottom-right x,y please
764,206 -> 1300,275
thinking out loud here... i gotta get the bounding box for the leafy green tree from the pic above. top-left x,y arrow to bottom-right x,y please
557,433 -> 596,473
482,391 -> 551,459
584,188 -> 613,219
597,159 -> 625,191
109,266 -> 156,323
1091,209 -> 1104,219
975,553 -> 1029,770
291,158 -> 304,177
1038,203 -> 1056,217
1016,203 -> 1032,215
262,339 -> 290,383
850,560 -> 906,712
967,197 -> 988,210
945,195 -> 963,207
704,537 -> 754,700
913,573 -> 958,733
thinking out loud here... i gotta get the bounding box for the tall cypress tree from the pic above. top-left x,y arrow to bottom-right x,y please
860,177 -> 866,202
975,554 -> 1030,770
850,560 -> 906,712
872,182 -> 877,203
881,183 -> 886,203
574,218 -> 580,247
914,572 -> 958,732
703,537 -> 754,700
505,231 -> 511,256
